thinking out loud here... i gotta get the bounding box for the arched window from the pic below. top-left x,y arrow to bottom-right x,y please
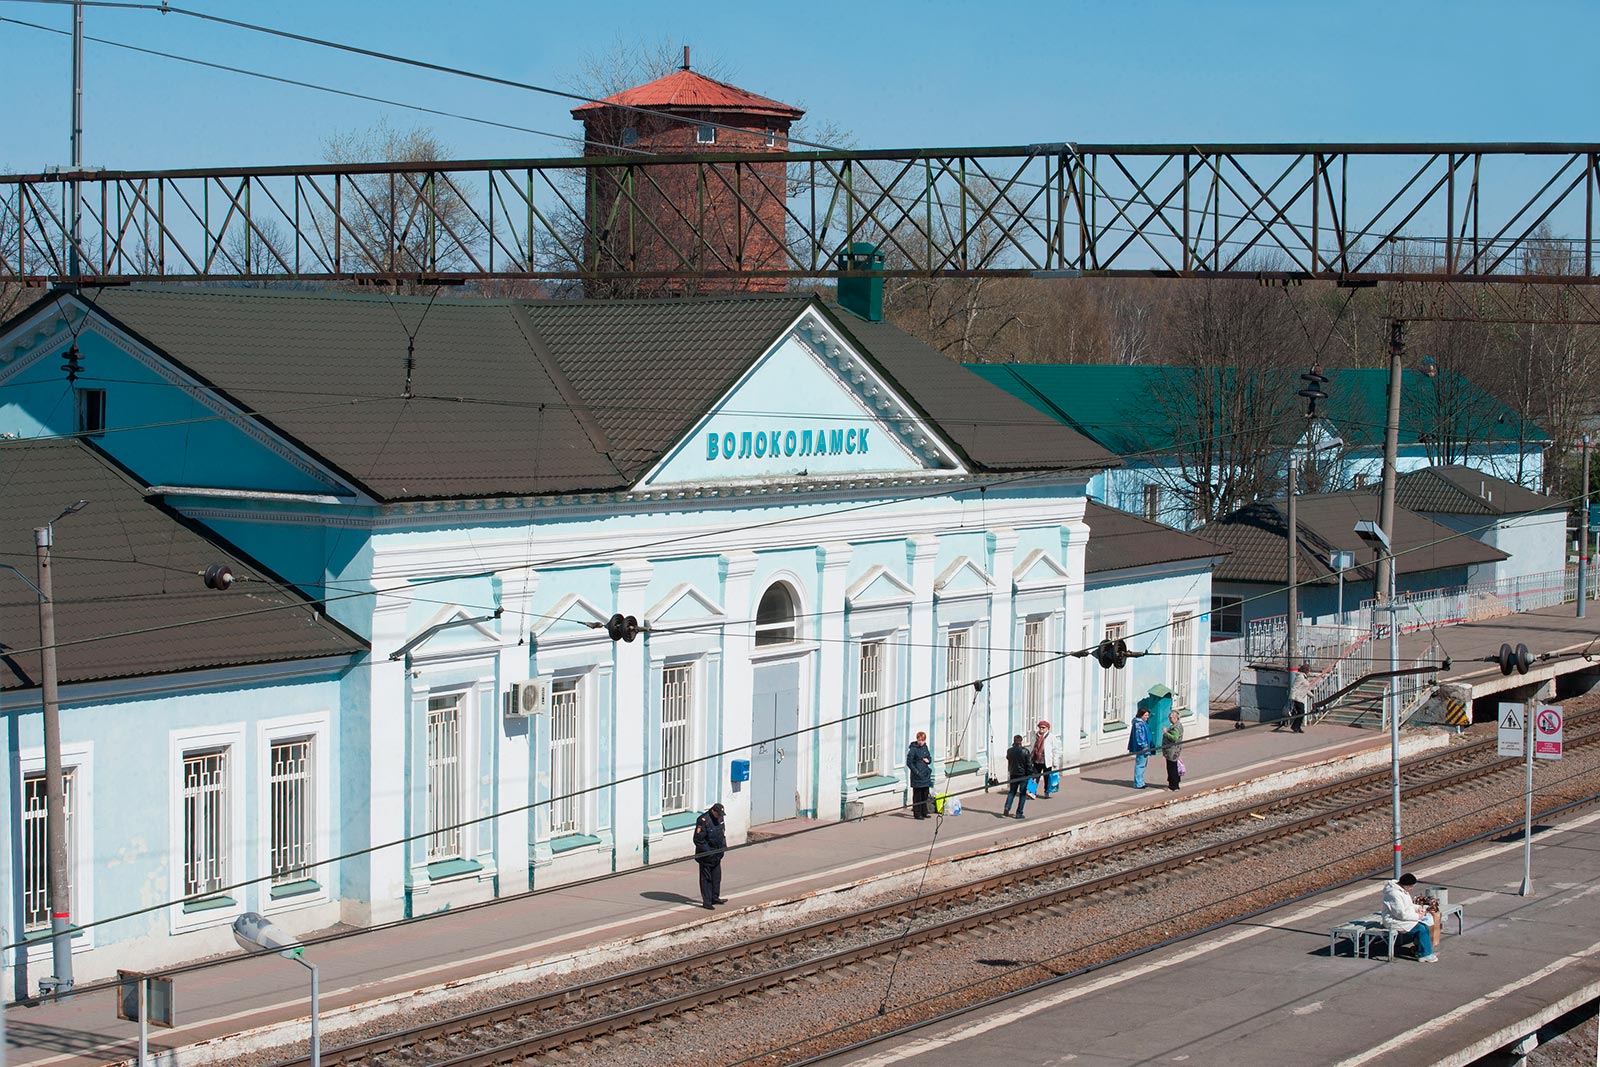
754,583 -> 798,646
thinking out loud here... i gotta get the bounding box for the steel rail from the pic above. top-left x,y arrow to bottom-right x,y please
268,716 -> 1598,1067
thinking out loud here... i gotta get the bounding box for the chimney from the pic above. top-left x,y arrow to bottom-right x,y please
682,46 -> 691,71
836,242 -> 885,322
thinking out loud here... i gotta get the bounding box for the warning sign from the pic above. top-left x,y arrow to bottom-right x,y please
1534,704 -> 1563,760
1498,702 -> 1525,757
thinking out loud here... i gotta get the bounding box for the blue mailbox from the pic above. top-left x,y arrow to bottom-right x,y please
730,759 -> 751,783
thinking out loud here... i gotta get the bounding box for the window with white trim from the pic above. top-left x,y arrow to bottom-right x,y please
1021,616 -> 1048,728
755,583 -> 798,646
1143,484 -> 1162,521
182,749 -> 230,898
944,629 -> 973,760
660,663 -> 694,814
856,639 -> 887,777
696,124 -> 717,144
426,695 -> 464,861
268,738 -> 314,885
1102,621 -> 1129,725
1170,612 -> 1195,712
550,677 -> 582,834
22,769 -> 75,933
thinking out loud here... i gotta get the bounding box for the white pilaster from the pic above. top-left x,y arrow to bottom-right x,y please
1060,512 -> 1090,767
814,542 -> 853,817
363,600 -> 410,925
611,560 -> 653,869
719,552 -> 759,837
986,528 -> 1018,780
495,577 -> 537,893
907,535 -> 939,747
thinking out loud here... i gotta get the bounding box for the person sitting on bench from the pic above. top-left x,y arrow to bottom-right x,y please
1382,872 -> 1437,962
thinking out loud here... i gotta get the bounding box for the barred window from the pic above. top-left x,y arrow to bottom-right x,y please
426,695 -> 463,861
182,749 -> 229,898
550,678 -> 581,834
268,738 -> 314,884
944,629 -> 972,760
1022,617 -> 1048,726
856,640 -> 886,777
22,769 -> 75,932
1171,612 -> 1195,712
1102,622 -> 1129,724
661,664 -> 693,814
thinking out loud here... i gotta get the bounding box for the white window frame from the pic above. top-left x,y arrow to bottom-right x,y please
169,725 -> 245,932
1169,609 -> 1197,715
18,742 -> 93,960
425,691 -> 469,862
856,637 -> 892,778
1102,619 -> 1131,725
659,659 -> 699,816
257,712 -> 331,913
943,627 -> 975,762
1020,614 -> 1051,732
548,673 -> 587,836
754,581 -> 801,647
1143,483 -> 1162,521
696,124 -> 717,144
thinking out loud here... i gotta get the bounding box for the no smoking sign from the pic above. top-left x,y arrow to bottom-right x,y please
1534,704 -> 1563,760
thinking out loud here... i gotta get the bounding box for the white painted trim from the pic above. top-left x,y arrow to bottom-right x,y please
168,723 -> 248,934
16,741 -> 95,961
644,582 -> 727,626
846,564 -> 915,607
150,486 -> 353,505
934,555 -> 994,599
1013,548 -> 1072,591
531,593 -> 613,646
255,711 -> 333,915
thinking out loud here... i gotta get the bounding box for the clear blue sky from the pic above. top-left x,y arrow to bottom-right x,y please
3,0 -> 1597,173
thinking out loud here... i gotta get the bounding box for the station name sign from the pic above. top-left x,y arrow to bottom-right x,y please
706,426 -> 871,462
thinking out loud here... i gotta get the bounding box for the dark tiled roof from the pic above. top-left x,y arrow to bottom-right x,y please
824,310 -> 1119,473
1195,491 -> 1508,586
60,287 -> 1114,501
1082,503 -> 1230,575
0,440 -> 366,691
1394,465 -> 1561,516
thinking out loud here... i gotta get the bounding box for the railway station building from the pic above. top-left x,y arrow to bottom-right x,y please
0,286 -> 1222,979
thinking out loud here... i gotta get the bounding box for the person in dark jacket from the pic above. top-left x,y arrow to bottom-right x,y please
1002,734 -> 1031,819
906,731 -> 934,819
1162,710 -> 1185,791
692,802 -> 728,909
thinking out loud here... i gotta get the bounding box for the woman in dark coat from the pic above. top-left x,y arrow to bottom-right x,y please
906,731 -> 934,819
1162,709 -> 1185,791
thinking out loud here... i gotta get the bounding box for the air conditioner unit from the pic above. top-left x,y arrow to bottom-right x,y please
507,679 -> 547,718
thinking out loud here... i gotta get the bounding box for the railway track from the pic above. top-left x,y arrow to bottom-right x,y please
269,714 -> 1600,1067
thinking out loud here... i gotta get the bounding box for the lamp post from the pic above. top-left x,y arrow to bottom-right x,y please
1355,519 -> 1402,880
233,913 -> 318,1067
34,500 -> 88,996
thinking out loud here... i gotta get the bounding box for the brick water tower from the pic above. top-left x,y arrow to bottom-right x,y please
572,50 -> 803,294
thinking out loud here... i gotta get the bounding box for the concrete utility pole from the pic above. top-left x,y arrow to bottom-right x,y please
1580,433 -> 1591,618
35,523 -> 74,994
1374,321 -> 1404,602
1286,462 -> 1298,673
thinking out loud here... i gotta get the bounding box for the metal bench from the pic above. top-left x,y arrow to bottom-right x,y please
1329,905 -> 1465,962
1329,915 -> 1382,958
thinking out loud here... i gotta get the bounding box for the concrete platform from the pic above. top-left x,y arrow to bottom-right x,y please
5,722 -> 1444,1067
819,807 -> 1600,1067
1400,602 -> 1600,708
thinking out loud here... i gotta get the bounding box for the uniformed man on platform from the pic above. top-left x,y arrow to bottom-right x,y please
692,802 -> 728,909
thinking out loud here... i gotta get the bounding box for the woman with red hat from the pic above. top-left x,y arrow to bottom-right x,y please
1029,720 -> 1059,798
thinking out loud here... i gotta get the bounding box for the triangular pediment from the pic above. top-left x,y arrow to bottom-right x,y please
646,582 -> 726,626
532,594 -> 612,643
935,556 -> 994,599
1013,549 -> 1072,590
406,604 -> 502,658
846,564 -> 916,608
639,309 -> 966,488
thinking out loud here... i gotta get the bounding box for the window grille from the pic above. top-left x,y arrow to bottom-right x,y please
1022,617 -> 1047,726
1171,613 -> 1195,711
22,770 -> 74,932
660,664 -> 693,814
1143,483 -> 1162,521
856,640 -> 886,777
1102,622 -> 1129,724
550,678 -> 581,833
268,738 -> 313,884
426,696 -> 463,860
182,749 -> 229,898
754,583 -> 798,646
945,629 -> 971,759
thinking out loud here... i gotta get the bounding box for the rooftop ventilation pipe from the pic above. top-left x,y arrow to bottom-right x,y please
836,242 -> 885,322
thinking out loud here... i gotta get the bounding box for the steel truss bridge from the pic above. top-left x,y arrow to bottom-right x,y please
4,143 -> 1600,304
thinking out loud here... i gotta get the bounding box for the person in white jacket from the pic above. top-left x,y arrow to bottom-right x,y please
1382,873 -> 1437,962
1029,720 -> 1060,797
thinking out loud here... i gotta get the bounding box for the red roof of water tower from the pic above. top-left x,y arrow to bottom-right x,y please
572,60 -> 802,121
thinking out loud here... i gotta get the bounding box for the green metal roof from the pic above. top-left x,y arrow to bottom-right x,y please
966,363 -> 1549,458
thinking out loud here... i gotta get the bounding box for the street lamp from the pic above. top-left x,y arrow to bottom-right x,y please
233,913 -> 319,1067
1355,519 -> 1403,880
34,499 -> 88,996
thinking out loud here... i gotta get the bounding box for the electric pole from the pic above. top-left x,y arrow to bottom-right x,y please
68,0 -> 84,279
35,523 -> 73,994
1374,322 -> 1404,601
